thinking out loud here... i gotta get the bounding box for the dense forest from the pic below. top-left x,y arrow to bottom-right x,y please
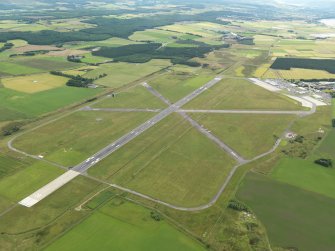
271,58 -> 335,74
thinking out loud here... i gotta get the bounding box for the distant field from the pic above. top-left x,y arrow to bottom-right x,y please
184,78 -> 302,110
0,86 -> 102,119
13,111 -> 154,166
191,114 -> 295,159
14,56 -> 80,71
45,198 -> 205,251
0,61 -> 41,75
2,73 -> 68,93
93,85 -> 166,109
272,157 -> 335,199
271,58 -> 335,74
89,114 -> 236,207
237,172 -> 335,251
149,69 -> 215,103
129,28 -> 198,44
84,60 -> 171,88
263,68 -> 335,79
64,37 -> 141,50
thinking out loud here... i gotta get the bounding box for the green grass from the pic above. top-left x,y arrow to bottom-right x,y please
316,128 -> 335,158
15,56 -> 80,72
13,111 -> 154,167
149,69 -> 215,103
190,114 -> 295,159
0,161 -> 64,201
271,157 -> 335,199
89,114 -> 236,207
0,153 -> 28,179
93,85 -> 166,109
237,172 -> 335,251
0,176 -> 100,236
45,198 -> 206,251
0,86 -> 102,119
84,60 -> 171,88
184,78 -> 303,110
0,61 -> 41,75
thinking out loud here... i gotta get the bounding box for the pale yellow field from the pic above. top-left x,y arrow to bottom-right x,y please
263,68 -> 335,79
254,64 -> 272,78
2,73 -> 69,93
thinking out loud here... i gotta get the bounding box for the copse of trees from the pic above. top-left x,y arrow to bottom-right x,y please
227,199 -> 250,212
0,42 -> 14,52
93,42 -> 229,66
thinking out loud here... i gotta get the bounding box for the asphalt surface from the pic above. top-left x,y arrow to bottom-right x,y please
82,106 -> 161,113
178,109 -> 312,115
72,77 -> 223,173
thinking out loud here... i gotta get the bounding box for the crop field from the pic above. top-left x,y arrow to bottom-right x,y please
64,37 -> 141,50
93,85 -> 166,109
83,60 -> 171,88
149,68 -> 215,103
263,68 -> 335,79
0,87 -> 102,119
237,172 -> 335,251
184,78 -> 302,110
45,198 -> 205,251
2,73 -> 68,93
89,114 -> 236,207
190,114 -> 295,159
271,157 -> 335,199
0,61 -> 42,76
129,28 -> 198,44
271,39 -> 335,58
13,111 -> 154,166
14,56 -> 80,71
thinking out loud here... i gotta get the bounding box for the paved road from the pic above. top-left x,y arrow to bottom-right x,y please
142,82 -> 171,106
71,77 -> 223,173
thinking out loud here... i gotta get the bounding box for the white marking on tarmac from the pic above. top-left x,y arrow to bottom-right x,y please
19,170 -> 80,208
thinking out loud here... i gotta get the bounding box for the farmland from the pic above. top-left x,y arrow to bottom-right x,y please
237,172 -> 335,251
83,60 -> 171,88
0,1 -> 334,251
2,73 -> 68,93
45,198 -> 205,251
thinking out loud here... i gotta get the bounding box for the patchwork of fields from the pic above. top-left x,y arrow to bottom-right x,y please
0,7 -> 334,251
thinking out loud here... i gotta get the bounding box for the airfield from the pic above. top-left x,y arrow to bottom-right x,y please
1,4 -> 335,250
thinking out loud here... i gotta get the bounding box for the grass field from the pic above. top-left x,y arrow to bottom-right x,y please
184,78 -> 302,110
45,198 -> 205,251
237,172 -> 335,251
89,114 -> 236,207
129,28 -> 198,44
149,69 -> 215,103
0,87 -> 102,120
0,175 -> 100,242
0,61 -> 41,75
0,161 -> 64,202
64,37 -> 140,50
271,157 -> 335,199
13,111 -> 154,166
264,68 -> 335,80
15,56 -> 80,71
316,128 -> 335,158
190,114 -> 295,159
83,60 -> 171,88
93,85 -> 166,109
2,73 -> 68,93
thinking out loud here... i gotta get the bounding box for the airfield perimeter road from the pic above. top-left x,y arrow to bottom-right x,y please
10,76 -> 317,210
